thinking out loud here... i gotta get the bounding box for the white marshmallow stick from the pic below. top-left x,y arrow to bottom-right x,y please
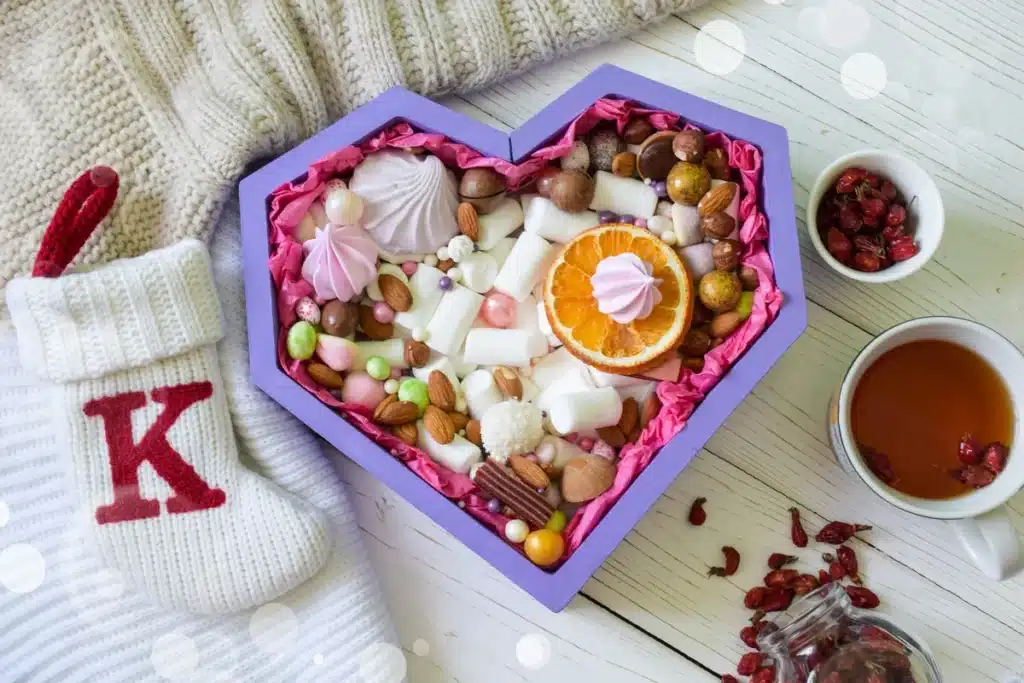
394,265 -> 445,331
475,197 -> 524,251
416,423 -> 482,474
588,366 -> 652,389
462,329 -> 535,367
486,237 -> 517,270
519,193 -> 540,216
672,203 -> 703,247
412,355 -> 461,393
461,369 -> 505,421
589,170 -> 658,219
547,386 -> 623,435
524,196 -> 599,244
535,300 -> 561,348
458,251 -> 499,294
425,284 -> 484,356
355,339 -> 408,369
493,232 -> 554,302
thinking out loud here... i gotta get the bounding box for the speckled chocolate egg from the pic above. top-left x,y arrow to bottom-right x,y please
637,131 -> 678,181
560,140 -> 591,174
698,270 -> 742,313
704,147 -> 731,181
701,211 -> 737,240
623,118 -> 655,145
666,161 -> 711,205
548,170 -> 595,213
672,129 -> 706,163
712,239 -> 742,271
587,128 -> 625,173
459,168 -> 507,214
322,299 -> 359,337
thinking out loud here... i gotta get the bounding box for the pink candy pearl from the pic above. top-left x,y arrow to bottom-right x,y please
401,261 -> 418,277
591,440 -> 617,461
578,437 -> 595,452
480,291 -> 518,328
633,217 -> 647,229
372,301 -> 395,324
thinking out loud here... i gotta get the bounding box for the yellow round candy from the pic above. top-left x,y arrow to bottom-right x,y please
524,529 -> 565,567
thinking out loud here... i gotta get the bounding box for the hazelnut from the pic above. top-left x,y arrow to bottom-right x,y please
623,118 -> 655,145
611,152 -> 638,178
701,211 -> 736,239
459,168 -> 506,213
672,129 -> 706,163
739,265 -> 759,291
548,170 -> 595,213
681,356 -> 705,372
637,131 -> 678,181
712,239 -> 742,271
704,147 -> 731,181
680,328 -> 712,357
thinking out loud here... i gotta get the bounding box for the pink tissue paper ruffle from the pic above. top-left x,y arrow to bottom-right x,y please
267,99 -> 783,564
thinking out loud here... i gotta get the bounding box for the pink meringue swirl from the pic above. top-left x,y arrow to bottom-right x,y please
590,252 -> 663,324
302,224 -> 378,301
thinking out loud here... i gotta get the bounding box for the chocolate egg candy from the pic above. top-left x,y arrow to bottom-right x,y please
459,167 -> 507,214
680,328 -> 712,356
712,239 -> 742,271
672,129 -> 706,163
587,128 -> 625,173
548,170 -> 595,213
739,265 -> 759,291
701,211 -> 737,239
623,118 -> 655,145
704,147 -> 731,181
611,152 -> 638,178
666,162 -> 711,205
698,270 -> 742,313
710,311 -> 743,339
560,140 -> 591,174
535,166 -> 561,198
637,131 -> 678,181
561,455 -> 616,503
321,299 -> 359,337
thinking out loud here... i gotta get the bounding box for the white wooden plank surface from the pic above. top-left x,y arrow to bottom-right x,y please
336,2 -> 1024,680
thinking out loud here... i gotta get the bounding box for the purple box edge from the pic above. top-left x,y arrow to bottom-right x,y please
238,66 -> 807,612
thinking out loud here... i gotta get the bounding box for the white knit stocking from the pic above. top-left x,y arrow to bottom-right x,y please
5,239 -> 331,614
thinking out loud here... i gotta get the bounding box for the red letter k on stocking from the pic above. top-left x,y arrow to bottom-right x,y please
84,381 -> 226,524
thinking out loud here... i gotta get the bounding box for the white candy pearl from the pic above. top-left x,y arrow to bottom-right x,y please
505,519 -> 529,543
648,215 -> 672,235
455,395 -> 467,413
660,230 -> 677,245
412,327 -> 429,342
324,187 -> 364,225
424,254 -> 439,267
384,379 -> 400,394
437,246 -> 450,261
447,267 -> 463,283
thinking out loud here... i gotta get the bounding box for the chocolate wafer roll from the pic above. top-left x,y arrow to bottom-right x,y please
473,460 -> 554,529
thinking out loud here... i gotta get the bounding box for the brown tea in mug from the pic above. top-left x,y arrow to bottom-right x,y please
851,340 -> 1014,499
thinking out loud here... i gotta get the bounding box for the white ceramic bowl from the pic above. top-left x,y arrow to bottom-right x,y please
807,149 -> 944,283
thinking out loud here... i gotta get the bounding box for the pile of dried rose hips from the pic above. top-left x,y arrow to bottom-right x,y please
690,501 -> 884,683
952,433 -> 1009,488
817,167 -> 918,272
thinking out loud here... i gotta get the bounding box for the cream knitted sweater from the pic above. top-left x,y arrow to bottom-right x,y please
0,0 -> 702,292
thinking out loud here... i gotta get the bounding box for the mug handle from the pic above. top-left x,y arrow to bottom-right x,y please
948,506 -> 1024,580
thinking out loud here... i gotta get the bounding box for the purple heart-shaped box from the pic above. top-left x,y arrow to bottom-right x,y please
239,64 -> 807,611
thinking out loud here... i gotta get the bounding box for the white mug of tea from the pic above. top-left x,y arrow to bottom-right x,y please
828,316 -> 1024,580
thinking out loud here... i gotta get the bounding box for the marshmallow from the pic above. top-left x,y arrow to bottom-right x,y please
476,197 -> 524,250
647,214 -> 672,237
617,381 -> 657,405
519,374 -> 541,402
588,366 -> 652,389
463,328 -> 539,367
589,170 -> 658,219
712,179 -> 741,223
462,369 -> 505,421
425,284 -> 485,356
458,251 -> 499,293
378,248 -> 429,264
672,203 -> 703,247
536,300 -> 561,347
412,354 -> 462,392
679,242 -> 715,280
486,237 -> 517,270
493,232 -> 554,302
547,386 -> 623,435
366,263 -> 408,301
520,193 -> 540,215
514,296 -> 551,358
394,265 -> 445,331
655,200 -> 674,218
524,196 -> 600,244
416,424 -> 482,474
531,347 -> 593,393
450,352 -> 478,380
355,339 -> 408,369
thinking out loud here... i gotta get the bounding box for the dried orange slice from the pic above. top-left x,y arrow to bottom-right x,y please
543,223 -> 693,374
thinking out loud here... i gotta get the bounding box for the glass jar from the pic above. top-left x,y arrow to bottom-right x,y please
757,583 -> 942,683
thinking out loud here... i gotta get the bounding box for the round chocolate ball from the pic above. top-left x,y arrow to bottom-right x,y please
535,166 -> 561,198
666,161 -> 712,205
623,118 -> 655,145
321,300 -> 358,337
459,167 -> 506,213
672,129 -> 706,163
548,170 -> 595,213
587,128 -> 625,173
704,147 -> 731,181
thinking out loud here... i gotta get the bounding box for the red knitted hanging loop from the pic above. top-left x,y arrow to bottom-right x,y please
32,166 -> 120,278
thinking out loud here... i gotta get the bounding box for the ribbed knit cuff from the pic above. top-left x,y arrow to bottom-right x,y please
5,239 -> 223,383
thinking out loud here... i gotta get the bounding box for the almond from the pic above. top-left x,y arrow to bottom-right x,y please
306,362 -> 344,390
359,305 -> 394,340
492,366 -> 523,400
391,422 -> 418,446
697,182 -> 736,217
424,405 -> 455,444
436,258 -> 456,273
618,397 -> 639,436
373,395 -> 419,425
404,339 -> 430,368
508,454 -> 550,489
597,425 -> 626,448
378,274 -> 412,313
456,202 -> 480,241
640,392 -> 662,428
448,411 -> 470,432
561,455 -> 616,503
465,419 -> 482,446
427,370 -> 456,411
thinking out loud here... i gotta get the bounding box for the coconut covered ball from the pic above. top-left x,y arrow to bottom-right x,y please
480,400 -> 544,462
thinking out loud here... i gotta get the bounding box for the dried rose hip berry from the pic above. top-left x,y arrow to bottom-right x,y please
846,585 -> 880,609
861,212 -> 881,231
737,652 -> 763,676
885,204 -> 906,227
860,196 -> 886,219
863,447 -> 897,485
816,521 -> 872,545
838,203 -> 863,233
863,172 -> 881,189
721,676 -> 740,683
789,508 -> 808,548
826,227 -> 853,263
709,546 -> 741,577
958,464 -> 996,488
958,434 -> 982,466
745,586 -> 767,610
889,237 -> 919,262
688,497 -> 707,526
792,573 -> 820,595
829,561 -> 846,581
835,168 -> 866,193
740,625 -> 758,648
881,223 -> 905,243
764,568 -> 799,588
982,442 -> 1008,474
767,553 -> 798,570
761,586 -> 795,612
853,234 -> 886,259
837,545 -> 859,580
853,251 -> 882,272
819,569 -> 832,585
879,180 -> 899,202
751,666 -> 777,683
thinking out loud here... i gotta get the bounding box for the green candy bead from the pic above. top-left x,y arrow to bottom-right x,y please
398,378 -> 429,415
545,510 -> 567,533
735,291 -> 754,321
286,321 -> 317,360
365,356 -> 391,381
